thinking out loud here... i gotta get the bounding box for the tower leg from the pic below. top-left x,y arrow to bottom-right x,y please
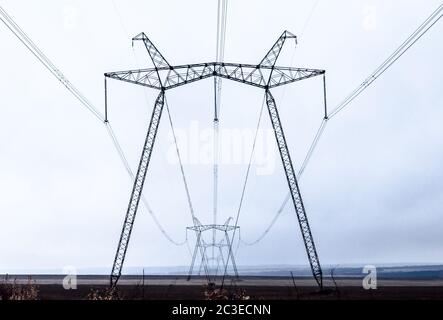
214,245 -> 225,278
219,245 -> 226,272
110,90 -> 165,288
224,231 -> 239,279
187,231 -> 201,281
265,89 -> 323,288
199,246 -> 211,282
198,253 -> 204,275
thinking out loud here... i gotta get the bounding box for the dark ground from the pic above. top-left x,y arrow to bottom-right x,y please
3,275 -> 443,300
36,284 -> 443,300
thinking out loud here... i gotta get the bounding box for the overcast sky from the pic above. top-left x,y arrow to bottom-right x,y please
0,0 -> 442,274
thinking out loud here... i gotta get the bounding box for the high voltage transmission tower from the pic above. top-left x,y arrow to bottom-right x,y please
186,218 -> 239,282
105,30 -> 327,289
0,0 -> 439,293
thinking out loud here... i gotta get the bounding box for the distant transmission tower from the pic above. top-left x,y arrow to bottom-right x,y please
187,218 -> 239,282
105,30 -> 327,289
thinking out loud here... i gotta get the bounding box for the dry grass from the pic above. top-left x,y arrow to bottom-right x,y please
86,287 -> 121,300
204,283 -> 250,300
0,276 -> 39,300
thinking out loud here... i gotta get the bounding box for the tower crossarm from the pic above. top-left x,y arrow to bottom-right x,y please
186,224 -> 239,233
266,67 -> 325,88
105,64 -> 324,91
106,68 -> 162,90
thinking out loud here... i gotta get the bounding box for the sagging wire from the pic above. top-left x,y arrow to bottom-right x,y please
239,3 -> 443,246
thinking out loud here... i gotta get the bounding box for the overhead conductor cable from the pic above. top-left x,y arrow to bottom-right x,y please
241,3 -> 442,245
0,4 -> 185,245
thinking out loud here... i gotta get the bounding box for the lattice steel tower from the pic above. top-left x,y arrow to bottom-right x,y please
105,30 -> 327,289
186,217 -> 239,282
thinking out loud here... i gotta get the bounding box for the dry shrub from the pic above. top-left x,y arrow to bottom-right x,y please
0,282 -> 12,300
86,287 -> 120,300
204,283 -> 250,300
0,277 -> 39,300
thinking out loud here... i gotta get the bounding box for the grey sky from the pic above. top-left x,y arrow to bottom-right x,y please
0,0 -> 442,273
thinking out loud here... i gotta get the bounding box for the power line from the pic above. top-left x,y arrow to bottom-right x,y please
229,0 -> 322,249
240,81 -> 328,246
329,3 -> 443,118
105,122 -> 187,246
300,0 -> 321,38
241,3 -> 443,246
0,5 -> 104,122
0,3 -> 186,246
238,0 -> 322,247
233,1 -> 320,248
213,0 -> 228,218
212,0 -> 229,263
109,1 -> 189,246
164,97 -> 197,222
221,93 -> 266,287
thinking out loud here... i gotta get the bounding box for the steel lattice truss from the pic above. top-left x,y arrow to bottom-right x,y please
186,219 -> 240,282
105,30 -> 326,289
106,63 -> 323,91
106,32 -> 323,91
